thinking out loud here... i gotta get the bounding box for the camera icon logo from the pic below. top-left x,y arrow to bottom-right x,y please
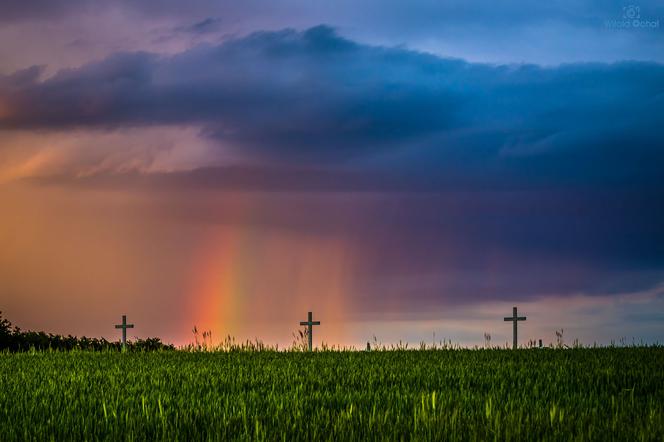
623,5 -> 641,19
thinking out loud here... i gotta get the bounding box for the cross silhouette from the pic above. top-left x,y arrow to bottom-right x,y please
115,315 -> 134,351
504,306 -> 526,349
299,311 -> 320,351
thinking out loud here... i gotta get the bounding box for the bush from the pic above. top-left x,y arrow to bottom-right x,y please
0,312 -> 174,352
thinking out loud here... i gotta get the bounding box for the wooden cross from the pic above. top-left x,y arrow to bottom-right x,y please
299,311 -> 320,351
504,306 -> 526,350
114,315 -> 134,351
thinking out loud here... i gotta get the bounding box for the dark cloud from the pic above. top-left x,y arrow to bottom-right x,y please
2,26 -> 664,191
0,26 -> 461,155
174,17 -> 224,35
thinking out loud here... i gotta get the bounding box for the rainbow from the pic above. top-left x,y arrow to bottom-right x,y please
183,193 -> 355,347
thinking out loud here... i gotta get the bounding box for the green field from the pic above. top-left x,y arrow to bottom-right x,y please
1,348 -> 663,440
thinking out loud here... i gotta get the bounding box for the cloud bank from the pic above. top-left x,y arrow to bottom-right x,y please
1,26 -> 663,191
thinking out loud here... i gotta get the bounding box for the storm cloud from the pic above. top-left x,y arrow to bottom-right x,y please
2,25 -> 664,191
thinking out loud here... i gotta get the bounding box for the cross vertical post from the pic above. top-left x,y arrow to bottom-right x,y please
299,311 -> 320,351
504,306 -> 526,350
114,315 -> 134,351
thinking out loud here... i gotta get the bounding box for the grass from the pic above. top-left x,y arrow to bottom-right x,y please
0,347 -> 663,440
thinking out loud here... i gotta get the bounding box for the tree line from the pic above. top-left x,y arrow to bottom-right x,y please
0,312 -> 174,352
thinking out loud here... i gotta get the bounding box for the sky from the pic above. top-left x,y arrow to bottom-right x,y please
1,0 -> 663,348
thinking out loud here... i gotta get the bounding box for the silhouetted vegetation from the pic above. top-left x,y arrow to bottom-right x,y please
0,312 -> 174,352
